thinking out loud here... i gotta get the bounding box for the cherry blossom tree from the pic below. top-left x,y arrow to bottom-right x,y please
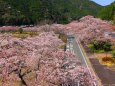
0,31 -> 96,86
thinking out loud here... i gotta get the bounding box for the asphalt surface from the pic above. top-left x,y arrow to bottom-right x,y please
90,58 -> 115,86
66,35 -> 115,86
66,36 -> 87,66
66,35 -> 97,86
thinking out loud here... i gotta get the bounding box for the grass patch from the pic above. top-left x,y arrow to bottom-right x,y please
11,31 -> 39,38
58,33 -> 67,43
95,53 -> 115,67
58,33 -> 67,51
0,30 -> 39,39
12,33 -> 29,38
111,50 -> 115,58
59,44 -> 66,50
95,50 -> 105,53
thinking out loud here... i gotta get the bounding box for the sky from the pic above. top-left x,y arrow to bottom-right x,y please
91,0 -> 115,6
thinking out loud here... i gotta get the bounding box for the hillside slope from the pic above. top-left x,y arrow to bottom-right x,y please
98,1 -> 115,23
0,0 -> 101,25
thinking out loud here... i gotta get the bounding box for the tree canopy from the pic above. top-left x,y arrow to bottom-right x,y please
98,2 -> 115,23
0,0 -> 101,25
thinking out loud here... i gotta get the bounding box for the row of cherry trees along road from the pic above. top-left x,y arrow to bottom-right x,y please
34,15 -> 114,44
0,30 -> 96,86
65,15 -> 113,43
1,15 -> 113,43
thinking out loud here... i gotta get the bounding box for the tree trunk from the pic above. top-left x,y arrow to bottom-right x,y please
106,52 -> 108,58
18,73 -> 27,86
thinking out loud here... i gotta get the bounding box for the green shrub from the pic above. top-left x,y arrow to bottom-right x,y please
88,40 -> 112,53
111,50 -> 115,57
95,50 -> 105,53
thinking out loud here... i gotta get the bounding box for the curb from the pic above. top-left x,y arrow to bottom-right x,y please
78,40 -> 103,86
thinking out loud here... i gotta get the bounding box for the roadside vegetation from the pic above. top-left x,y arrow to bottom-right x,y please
11,31 -> 39,38
58,33 -> 67,50
88,40 -> 115,66
0,28 -> 39,38
58,33 -> 67,43
54,32 -> 67,50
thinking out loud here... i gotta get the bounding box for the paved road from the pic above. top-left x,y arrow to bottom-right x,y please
66,36 -> 87,66
66,35 -> 97,86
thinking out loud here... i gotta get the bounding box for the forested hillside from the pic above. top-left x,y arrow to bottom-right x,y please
0,0 -> 101,25
98,1 -> 115,23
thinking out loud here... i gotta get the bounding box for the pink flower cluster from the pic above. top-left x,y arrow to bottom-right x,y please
0,31 -> 96,86
0,26 -> 19,31
65,15 -> 113,44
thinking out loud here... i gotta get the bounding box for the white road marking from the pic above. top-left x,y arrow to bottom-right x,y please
67,33 -> 97,85
75,37 -> 97,86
